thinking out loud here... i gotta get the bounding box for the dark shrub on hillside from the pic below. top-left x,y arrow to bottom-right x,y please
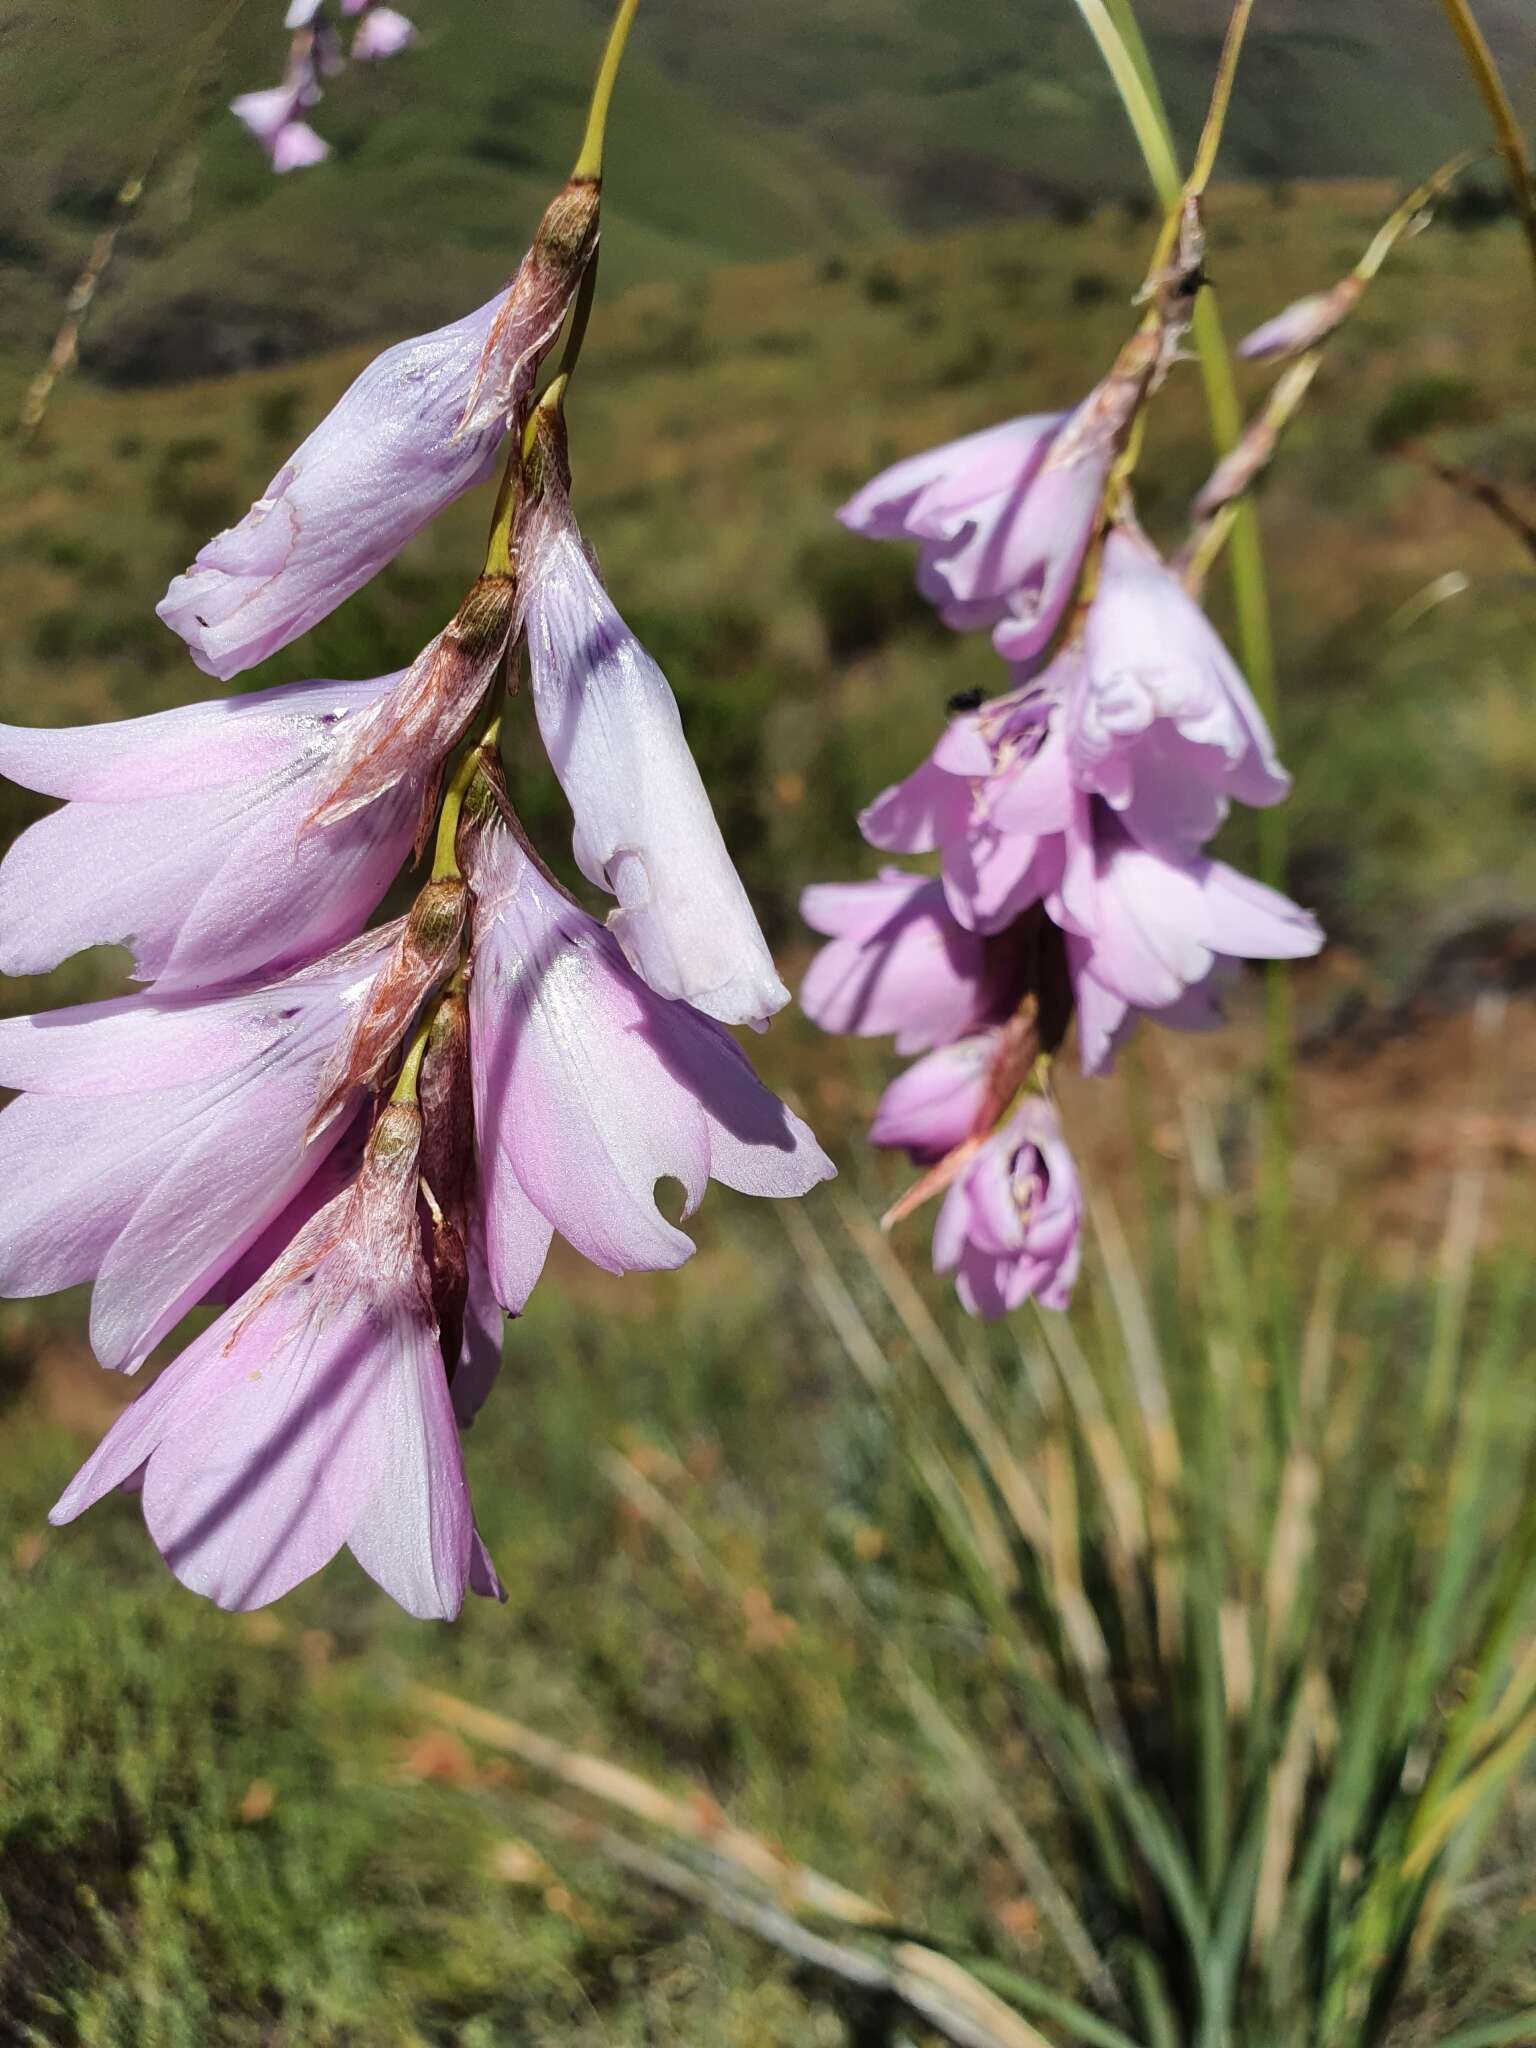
801,534 -> 936,661
1051,191 -> 1093,229
1071,270 -> 1115,307
86,292 -> 334,386
1443,179 -> 1516,230
863,266 -> 904,305
250,385 -> 305,444
1370,375 -> 1487,451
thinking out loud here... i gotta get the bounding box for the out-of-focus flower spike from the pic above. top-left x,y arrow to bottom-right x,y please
932,1097 -> 1083,1320
351,6 -> 416,60
271,121 -> 330,173
799,869 -> 1021,1054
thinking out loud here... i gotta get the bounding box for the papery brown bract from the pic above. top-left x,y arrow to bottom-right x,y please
310,879 -> 469,1134
304,575 -> 516,835
458,179 -> 602,438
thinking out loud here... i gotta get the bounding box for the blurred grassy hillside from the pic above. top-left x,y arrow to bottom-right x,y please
2,182 -> 1533,1012
0,0 -> 1530,375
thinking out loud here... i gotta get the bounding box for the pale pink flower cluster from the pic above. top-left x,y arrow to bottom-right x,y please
232,0 -> 418,172
11,167 -> 828,1618
802,357 -> 1322,1319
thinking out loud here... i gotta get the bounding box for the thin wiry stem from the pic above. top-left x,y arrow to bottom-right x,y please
1437,0 -> 1536,291
573,0 -> 642,182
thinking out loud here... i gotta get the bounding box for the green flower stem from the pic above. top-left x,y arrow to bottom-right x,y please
1066,0 -> 1293,1346
573,0 -> 642,182
1437,0 -> 1536,291
432,717 -> 503,884
390,1016 -> 432,1106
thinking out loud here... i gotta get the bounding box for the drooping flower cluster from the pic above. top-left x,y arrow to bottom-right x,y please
801,250 -> 1322,1320
12,68 -> 830,1617
232,0 -> 417,172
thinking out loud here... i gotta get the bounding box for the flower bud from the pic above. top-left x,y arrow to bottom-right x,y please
1237,275 -> 1362,363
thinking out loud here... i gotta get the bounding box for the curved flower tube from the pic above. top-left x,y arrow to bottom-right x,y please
519,481 -> 788,1029
157,297 -> 508,679
465,813 -> 832,1311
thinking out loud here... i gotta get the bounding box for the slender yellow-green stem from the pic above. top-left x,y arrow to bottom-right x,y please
1357,147 -> 1482,279
483,457 -> 520,576
1437,0 -> 1536,291
1067,0 -> 1292,1341
573,0 -> 642,181
390,1017 -> 432,1105
432,716 -> 503,883
1187,0 -> 1253,196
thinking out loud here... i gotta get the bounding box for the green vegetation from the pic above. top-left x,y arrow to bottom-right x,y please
0,0 -> 1531,374
6,1118 -> 1535,2039
2,185 -> 1532,992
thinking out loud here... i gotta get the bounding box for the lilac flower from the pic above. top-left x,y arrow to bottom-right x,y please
231,86 -> 330,174
230,16 -> 330,175
860,699 -> 1075,933
465,811 -> 832,1311
1053,804 -> 1322,1073
1060,528 -> 1288,857
0,677 -> 422,992
870,1034 -> 997,1162
351,5 -> 416,59
157,295 -> 507,680
518,466 -> 787,1029
50,1103 -> 497,1620
839,394 -> 1113,651
933,1098 -> 1082,1319
799,869 -> 1015,1053
271,120 -> 331,172
0,930 -> 395,1370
